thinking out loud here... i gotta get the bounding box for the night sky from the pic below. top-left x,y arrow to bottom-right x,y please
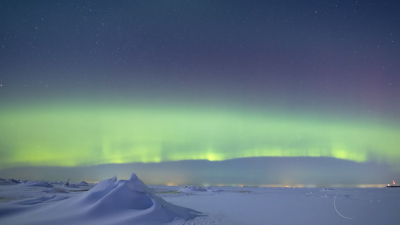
1,0 -> 399,186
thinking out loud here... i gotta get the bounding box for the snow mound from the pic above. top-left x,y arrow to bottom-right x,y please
76,181 -> 89,186
62,179 -> 90,188
18,180 -> 53,187
0,178 -> 21,185
179,185 -> 208,192
0,173 -> 202,225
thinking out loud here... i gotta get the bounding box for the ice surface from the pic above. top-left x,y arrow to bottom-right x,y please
165,186 -> 400,225
1,176 -> 400,225
0,174 -> 201,225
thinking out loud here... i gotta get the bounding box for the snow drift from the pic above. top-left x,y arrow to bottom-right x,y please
0,173 -> 201,225
179,185 -> 208,193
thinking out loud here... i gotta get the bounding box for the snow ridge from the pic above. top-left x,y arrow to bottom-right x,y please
0,173 -> 202,225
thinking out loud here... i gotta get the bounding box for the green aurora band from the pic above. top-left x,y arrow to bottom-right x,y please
1,102 -> 399,170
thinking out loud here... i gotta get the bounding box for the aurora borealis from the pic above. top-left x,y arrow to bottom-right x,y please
1,101 -> 400,170
1,1 -> 400,185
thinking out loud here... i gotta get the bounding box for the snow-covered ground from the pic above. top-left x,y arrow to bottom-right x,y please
0,175 -> 399,225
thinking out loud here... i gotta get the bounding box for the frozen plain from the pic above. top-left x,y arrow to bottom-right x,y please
0,175 -> 399,225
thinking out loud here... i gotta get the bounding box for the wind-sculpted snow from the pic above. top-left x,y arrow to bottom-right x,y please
0,173 -> 202,225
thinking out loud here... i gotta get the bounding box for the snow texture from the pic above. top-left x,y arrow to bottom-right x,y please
0,173 -> 201,225
1,175 -> 400,225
